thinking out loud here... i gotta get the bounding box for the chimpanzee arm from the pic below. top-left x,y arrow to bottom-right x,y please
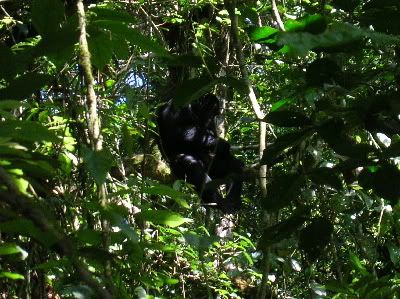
181,126 -> 231,156
172,154 -> 224,206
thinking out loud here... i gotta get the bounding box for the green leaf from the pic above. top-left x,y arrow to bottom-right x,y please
137,210 -> 191,228
60,285 -> 94,298
324,280 -> 353,294
0,101 -> 28,119
0,142 -> 30,159
0,219 -> 57,246
36,16 -> 78,66
262,173 -> 305,211
349,252 -> 369,276
218,76 -> 248,94
388,244 -> 400,266
161,54 -> 203,67
0,73 -> 52,101
0,243 -> 27,258
248,26 -> 279,43
0,271 -> 24,280
174,76 -> 247,107
88,30 -> 114,69
93,20 -> 169,57
183,232 -> 219,252
308,167 -> 342,190
0,120 -> 59,142
82,148 -> 113,185
174,77 -> 215,106
58,152 -> 73,175
358,164 -> 400,205
271,98 -> 292,112
285,14 -> 327,34
103,207 -> 140,243
318,119 -> 376,159
260,208 -> 309,247
32,0 -> 65,37
380,141 -> 400,159
332,0 -> 360,12
278,23 -> 364,56
299,217 -> 333,261
266,110 -> 312,127
111,36 -> 130,60
143,185 -> 190,208
261,129 -> 313,166
89,7 -> 136,24
0,44 -> 16,80
76,229 -> 102,246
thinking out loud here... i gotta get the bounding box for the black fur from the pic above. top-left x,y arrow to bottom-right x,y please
156,94 -> 243,212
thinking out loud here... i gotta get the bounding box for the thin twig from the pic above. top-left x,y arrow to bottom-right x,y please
271,0 -> 285,31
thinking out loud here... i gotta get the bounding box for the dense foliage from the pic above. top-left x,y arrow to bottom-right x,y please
1,0 -> 400,298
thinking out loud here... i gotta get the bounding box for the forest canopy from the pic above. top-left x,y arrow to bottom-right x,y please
1,0 -> 400,298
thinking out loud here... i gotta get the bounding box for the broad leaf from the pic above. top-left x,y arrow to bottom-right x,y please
137,210 -> 191,228
279,23 -> 364,55
309,167 -> 342,190
262,173 -> 305,211
0,219 -> 57,246
266,110 -> 312,127
143,185 -> 190,208
0,272 -> 24,280
88,29 -> 115,69
89,7 -> 136,24
358,164 -> 400,205
174,76 -> 247,107
380,141 -> 400,159
174,77 -> 215,106
261,129 -> 313,166
285,14 -> 327,34
0,120 -> 58,142
183,232 -> 219,253
260,208 -> 309,247
299,217 -> 333,261
0,44 -> 16,80
32,0 -> 65,37
248,26 -> 279,43
0,243 -> 28,259
93,20 -> 169,57
82,148 -> 113,185
0,74 -> 52,101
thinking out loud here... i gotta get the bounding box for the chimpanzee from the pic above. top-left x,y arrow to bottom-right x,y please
156,93 -> 244,212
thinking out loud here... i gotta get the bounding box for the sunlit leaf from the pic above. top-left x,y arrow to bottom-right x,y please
349,252 -> 369,276
0,244 -> 28,260
0,271 -> 24,280
138,210 -> 191,227
183,232 -> 219,252
143,185 -> 190,208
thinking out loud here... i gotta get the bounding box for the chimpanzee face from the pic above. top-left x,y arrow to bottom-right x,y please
192,94 -> 220,122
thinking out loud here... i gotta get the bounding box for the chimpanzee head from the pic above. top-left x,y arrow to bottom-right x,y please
191,93 -> 220,123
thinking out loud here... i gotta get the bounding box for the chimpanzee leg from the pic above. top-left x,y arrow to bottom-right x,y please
209,155 -> 244,211
172,154 -> 223,207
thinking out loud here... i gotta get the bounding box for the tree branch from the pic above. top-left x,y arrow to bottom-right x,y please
271,0 -> 285,31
